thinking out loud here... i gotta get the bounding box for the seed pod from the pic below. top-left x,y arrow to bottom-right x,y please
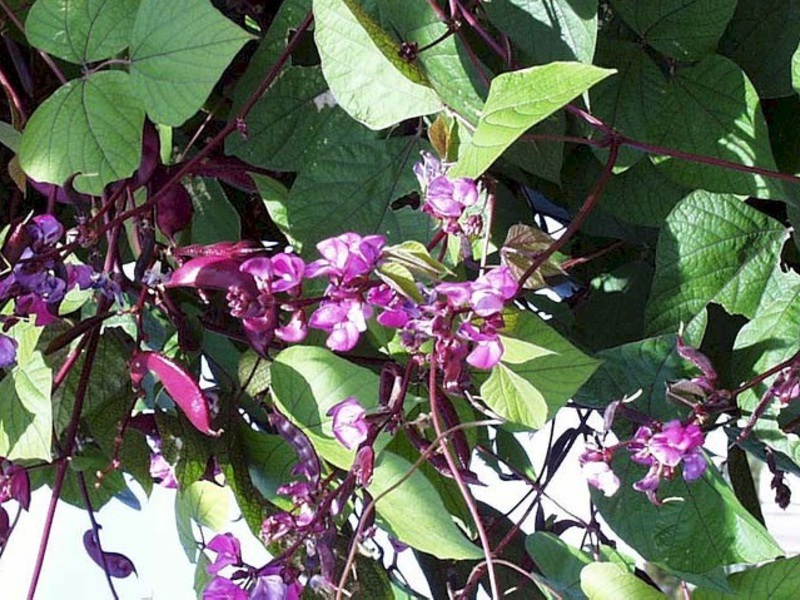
435,391 -> 472,470
130,351 -> 220,437
155,182 -> 193,242
83,530 -> 137,578
165,256 -> 255,294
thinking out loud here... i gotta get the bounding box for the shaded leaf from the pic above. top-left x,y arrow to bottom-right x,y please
484,0 -> 598,65
694,555 -> 800,599
647,56 -> 784,199
645,191 -> 787,341
721,0 -> 800,99
611,0 -> 736,60
175,480 -> 232,562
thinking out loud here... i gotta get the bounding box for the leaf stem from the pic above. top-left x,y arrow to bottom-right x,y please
516,137 -> 620,292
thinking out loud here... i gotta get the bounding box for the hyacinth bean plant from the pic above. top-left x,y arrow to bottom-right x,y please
3,0 -> 800,598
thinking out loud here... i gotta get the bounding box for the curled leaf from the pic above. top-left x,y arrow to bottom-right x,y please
130,351 -> 220,436
82,530 -> 137,578
500,224 -> 564,290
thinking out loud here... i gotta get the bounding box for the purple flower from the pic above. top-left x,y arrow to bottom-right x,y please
305,233 -> 385,283
271,253 -> 305,294
327,397 -> 369,450
275,310 -> 308,343
206,533 -> 242,575
579,449 -> 620,497
250,566 -> 302,600
469,266 -> 517,317
204,576 -> 247,600
413,152 -> 446,189
309,299 -> 372,352
149,453 -> 178,489
0,464 -> 30,509
649,420 -> 704,468
26,215 -> 64,251
0,335 -> 18,368
458,323 -> 503,369
67,264 -> 96,290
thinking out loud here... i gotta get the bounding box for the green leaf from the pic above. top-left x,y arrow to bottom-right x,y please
450,62 -> 614,179
645,191 -> 787,339
238,350 -> 271,398
694,555 -> 800,599
573,260 -> 654,351
266,137 -> 434,253
483,0 -> 598,65
720,0 -> 800,99
592,457 -> 782,574
175,480 -> 232,562
313,0 -> 441,130
240,426 -> 297,510
186,177 -> 241,244
646,56 -> 784,199
129,0 -> 252,125
270,345 -> 382,468
480,310 -> 599,429
0,344 -> 53,462
610,0 -> 736,60
26,0 -> 140,64
599,159 -> 690,228
0,121 -> 21,153
19,71 -> 144,194
580,563 -> 666,600
227,67 -> 354,172
589,41 -> 668,172
379,0 -> 485,124
525,532 -> 593,599
369,451 -> 482,560
574,336 -> 691,426
731,269 -> 800,464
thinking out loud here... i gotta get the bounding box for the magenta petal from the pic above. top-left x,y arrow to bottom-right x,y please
275,311 -> 308,343
326,322 -> 360,352
204,576 -> 247,600
240,257 -> 274,287
0,335 -> 18,368
466,338 -> 503,369
271,254 -> 305,293
327,397 -> 369,450
436,281 -> 472,307
451,177 -> 479,207
470,289 -> 505,317
206,533 -> 242,575
582,461 -> 620,497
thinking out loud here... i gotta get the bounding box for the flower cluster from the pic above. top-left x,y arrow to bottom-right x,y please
0,215 -> 120,360
581,420 -> 707,504
306,233 -> 385,351
203,532 -> 302,600
368,264 -> 517,388
414,152 -> 480,234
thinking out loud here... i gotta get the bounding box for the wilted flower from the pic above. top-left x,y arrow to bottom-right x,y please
327,397 -> 369,450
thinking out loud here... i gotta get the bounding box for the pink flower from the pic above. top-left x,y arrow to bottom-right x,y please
275,310 -> 308,343
327,397 -> 369,450
305,233 -> 385,283
649,420 -> 704,468
579,449 -> 620,497
413,152 -> 446,188
206,533 -> 242,575
459,323 -> 503,369
251,566 -> 303,600
309,299 -> 372,352
271,253 -> 305,294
